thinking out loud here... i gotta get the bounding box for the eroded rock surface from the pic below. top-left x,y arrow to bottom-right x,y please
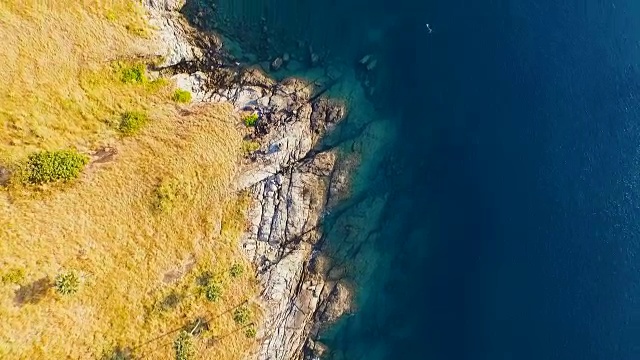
144,2 -> 353,359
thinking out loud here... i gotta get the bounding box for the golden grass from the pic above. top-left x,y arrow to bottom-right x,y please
0,104 -> 258,359
0,0 -> 155,164
0,1 -> 259,359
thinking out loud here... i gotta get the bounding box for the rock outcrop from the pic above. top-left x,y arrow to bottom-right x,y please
143,2 -> 353,359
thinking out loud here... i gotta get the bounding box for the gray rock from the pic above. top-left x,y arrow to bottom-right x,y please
143,3 -> 352,359
271,57 -> 284,71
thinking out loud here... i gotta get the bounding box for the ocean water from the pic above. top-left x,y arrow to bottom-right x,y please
184,0 -> 640,359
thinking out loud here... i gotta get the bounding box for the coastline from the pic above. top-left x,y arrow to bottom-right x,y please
144,1 -> 355,358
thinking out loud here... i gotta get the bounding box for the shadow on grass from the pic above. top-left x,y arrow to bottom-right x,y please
14,277 -> 51,306
101,346 -> 135,360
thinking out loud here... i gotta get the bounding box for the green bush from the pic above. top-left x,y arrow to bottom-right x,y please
244,326 -> 257,339
120,63 -> 147,84
118,111 -> 148,135
232,306 -> 251,325
229,263 -> 244,278
173,331 -> 194,360
22,150 -> 89,185
1,268 -> 25,285
54,271 -> 80,296
173,89 -> 192,103
242,113 -> 259,127
204,283 -> 222,302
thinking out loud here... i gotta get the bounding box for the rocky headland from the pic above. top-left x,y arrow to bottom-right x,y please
144,1 -> 355,358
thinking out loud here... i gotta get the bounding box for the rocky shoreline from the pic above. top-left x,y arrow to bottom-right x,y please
144,1 -> 353,358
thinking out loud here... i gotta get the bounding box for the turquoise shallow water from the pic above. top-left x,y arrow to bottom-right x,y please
185,0 -> 640,358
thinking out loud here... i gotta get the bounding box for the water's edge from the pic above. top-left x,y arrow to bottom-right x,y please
143,1 -> 379,358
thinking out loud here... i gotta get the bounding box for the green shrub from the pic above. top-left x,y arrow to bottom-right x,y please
242,113 -> 259,127
54,271 -> 80,296
241,140 -> 260,155
232,306 -> 251,325
203,283 -> 222,302
1,268 -> 25,285
173,89 -> 192,103
229,263 -> 244,278
244,326 -> 257,339
118,111 -> 148,135
120,63 -> 147,84
22,150 -> 89,185
173,331 -> 194,360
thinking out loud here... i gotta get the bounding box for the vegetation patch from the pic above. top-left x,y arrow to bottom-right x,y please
203,283 -> 222,302
241,140 -> 261,155
173,331 -> 195,360
230,263 -> 244,278
1,268 -> 25,285
152,179 -> 180,213
232,306 -> 252,325
118,111 -> 148,135
54,271 -> 80,296
173,89 -> 192,103
20,150 -> 89,185
120,63 -> 148,84
0,0 -> 258,357
242,113 -> 259,127
244,326 -> 257,339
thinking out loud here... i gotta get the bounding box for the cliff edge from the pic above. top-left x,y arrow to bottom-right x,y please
144,1 -> 353,358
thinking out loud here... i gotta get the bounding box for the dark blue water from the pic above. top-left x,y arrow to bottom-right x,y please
187,0 -> 640,358
324,1 -> 640,359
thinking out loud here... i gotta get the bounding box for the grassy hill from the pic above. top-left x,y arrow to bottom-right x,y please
0,1 -> 258,359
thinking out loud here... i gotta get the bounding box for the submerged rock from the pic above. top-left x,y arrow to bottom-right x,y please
271,57 -> 284,71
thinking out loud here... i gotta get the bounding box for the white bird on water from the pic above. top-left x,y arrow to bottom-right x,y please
426,23 -> 433,34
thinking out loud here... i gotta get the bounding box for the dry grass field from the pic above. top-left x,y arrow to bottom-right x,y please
0,1 -> 258,359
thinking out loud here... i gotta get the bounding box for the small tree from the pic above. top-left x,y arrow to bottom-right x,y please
54,271 -> 80,295
233,306 -> 251,325
204,283 -> 222,302
173,331 -> 194,360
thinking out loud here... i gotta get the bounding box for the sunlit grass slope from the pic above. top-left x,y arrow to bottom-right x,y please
0,1 -> 258,359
